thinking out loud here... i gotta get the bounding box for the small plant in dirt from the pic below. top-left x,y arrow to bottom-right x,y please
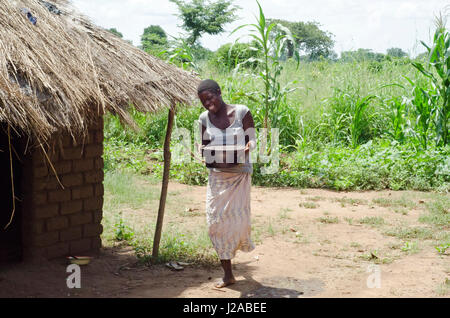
435,243 -> 450,255
359,250 -> 394,264
278,208 -> 292,219
332,197 -> 368,207
350,242 -> 361,248
317,216 -> 339,224
419,196 -> 450,227
388,242 -> 402,250
114,216 -> 135,241
358,216 -> 385,227
401,241 -> 420,254
436,278 -> 450,296
360,250 -> 379,261
300,202 -> 319,209
344,217 -> 354,225
307,196 -> 325,202
372,197 -> 416,209
384,226 -> 434,240
393,207 -> 409,215
267,219 -> 276,236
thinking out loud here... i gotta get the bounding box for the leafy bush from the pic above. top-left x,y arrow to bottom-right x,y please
213,42 -> 261,70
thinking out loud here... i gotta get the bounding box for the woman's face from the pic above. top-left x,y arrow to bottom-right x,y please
198,89 -> 222,114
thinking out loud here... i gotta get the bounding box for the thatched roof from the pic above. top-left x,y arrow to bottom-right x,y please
0,0 -> 200,143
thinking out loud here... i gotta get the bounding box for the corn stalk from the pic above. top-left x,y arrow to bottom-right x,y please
411,15 -> 449,146
230,0 -> 299,154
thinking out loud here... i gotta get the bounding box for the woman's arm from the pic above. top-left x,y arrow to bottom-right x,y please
200,124 -> 210,156
242,110 -> 256,152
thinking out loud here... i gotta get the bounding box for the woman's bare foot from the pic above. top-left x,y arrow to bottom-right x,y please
214,277 -> 236,288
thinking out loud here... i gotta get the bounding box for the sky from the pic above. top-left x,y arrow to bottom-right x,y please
70,0 -> 449,57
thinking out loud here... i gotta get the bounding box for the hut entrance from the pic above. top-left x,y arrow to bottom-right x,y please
0,124 -> 24,264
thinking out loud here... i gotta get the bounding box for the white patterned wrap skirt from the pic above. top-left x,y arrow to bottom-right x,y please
206,170 -> 255,260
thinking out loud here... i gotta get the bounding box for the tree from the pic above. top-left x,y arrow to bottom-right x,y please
214,42 -> 261,70
387,47 -> 408,58
141,25 -> 168,54
169,0 -> 239,45
340,49 -> 385,62
107,28 -> 133,45
268,19 -> 334,60
108,28 -> 123,38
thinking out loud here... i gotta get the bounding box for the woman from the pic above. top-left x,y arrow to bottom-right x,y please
197,79 -> 257,288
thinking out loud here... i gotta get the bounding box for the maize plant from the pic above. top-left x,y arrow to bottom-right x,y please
411,15 -> 449,146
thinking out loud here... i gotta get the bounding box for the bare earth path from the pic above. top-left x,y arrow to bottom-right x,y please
0,181 -> 448,298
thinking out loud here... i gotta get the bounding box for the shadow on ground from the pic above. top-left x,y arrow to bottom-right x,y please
0,245 -> 326,298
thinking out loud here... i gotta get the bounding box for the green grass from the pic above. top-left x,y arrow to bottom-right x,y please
317,216 -> 339,224
300,202 -> 320,209
344,217 -> 354,225
103,56 -> 450,192
371,196 -> 417,209
350,242 -> 361,248
132,225 -> 217,266
307,196 -> 325,202
400,241 -> 420,254
384,226 -> 434,240
332,197 -> 368,207
358,250 -> 395,264
358,216 -> 385,226
103,171 -> 159,210
436,278 -> 450,296
267,218 -> 276,236
419,196 -> 450,227
435,243 -> 450,255
278,208 -> 292,219
102,170 -> 218,266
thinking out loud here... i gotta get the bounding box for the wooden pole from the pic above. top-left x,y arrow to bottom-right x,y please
152,103 -> 175,262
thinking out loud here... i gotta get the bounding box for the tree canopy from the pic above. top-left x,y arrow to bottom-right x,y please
268,19 -> 335,60
141,25 -> 168,54
387,47 -> 408,58
340,48 -> 385,62
169,0 -> 239,45
108,28 -> 123,38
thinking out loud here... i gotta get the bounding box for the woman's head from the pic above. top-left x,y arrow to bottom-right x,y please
198,79 -> 223,113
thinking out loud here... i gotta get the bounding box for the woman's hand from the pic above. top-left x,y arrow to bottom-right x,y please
245,140 -> 256,152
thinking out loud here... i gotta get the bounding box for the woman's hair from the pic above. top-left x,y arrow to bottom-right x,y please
197,79 -> 220,94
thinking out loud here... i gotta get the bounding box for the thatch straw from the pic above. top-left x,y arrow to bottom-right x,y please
0,0 -> 201,144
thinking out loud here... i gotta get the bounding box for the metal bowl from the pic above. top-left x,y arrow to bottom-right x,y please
67,256 -> 92,265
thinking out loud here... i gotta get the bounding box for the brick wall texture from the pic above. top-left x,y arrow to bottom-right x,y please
22,117 -> 104,259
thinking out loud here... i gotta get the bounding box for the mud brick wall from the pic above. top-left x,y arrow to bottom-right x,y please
22,117 -> 104,260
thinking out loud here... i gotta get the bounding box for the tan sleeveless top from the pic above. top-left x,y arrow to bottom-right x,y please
198,104 -> 253,174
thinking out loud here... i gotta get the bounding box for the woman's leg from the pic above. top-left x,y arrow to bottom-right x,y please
215,259 -> 236,288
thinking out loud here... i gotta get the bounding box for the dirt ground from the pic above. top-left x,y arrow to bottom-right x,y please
0,181 -> 448,298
